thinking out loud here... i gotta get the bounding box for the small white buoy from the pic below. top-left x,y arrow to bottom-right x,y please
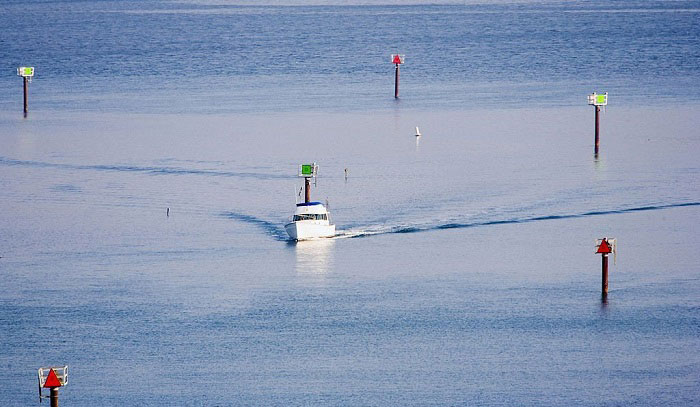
415,126 -> 421,137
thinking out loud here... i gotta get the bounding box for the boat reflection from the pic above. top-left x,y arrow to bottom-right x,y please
293,238 -> 335,275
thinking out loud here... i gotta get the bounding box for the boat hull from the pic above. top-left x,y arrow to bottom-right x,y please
285,222 -> 336,240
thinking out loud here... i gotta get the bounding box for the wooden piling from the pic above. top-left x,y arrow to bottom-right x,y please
601,253 -> 609,300
304,177 -> 310,203
23,76 -> 28,117
394,64 -> 400,99
50,387 -> 59,407
594,105 -> 600,154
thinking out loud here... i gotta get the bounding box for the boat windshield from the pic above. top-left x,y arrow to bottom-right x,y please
293,214 -> 328,221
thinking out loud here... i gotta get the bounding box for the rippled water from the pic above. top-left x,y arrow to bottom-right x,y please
1,1 -> 699,405
2,0 -> 700,113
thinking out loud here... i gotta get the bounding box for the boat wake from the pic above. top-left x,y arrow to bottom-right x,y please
0,156 -> 288,180
225,202 -> 699,242
220,211 -> 289,241
333,201 -> 700,240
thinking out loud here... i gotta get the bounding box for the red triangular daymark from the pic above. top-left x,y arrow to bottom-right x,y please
393,55 -> 401,64
43,369 -> 62,388
597,239 -> 612,254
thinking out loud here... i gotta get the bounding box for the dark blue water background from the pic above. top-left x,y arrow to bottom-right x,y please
2,0 -> 700,112
1,1 -> 699,405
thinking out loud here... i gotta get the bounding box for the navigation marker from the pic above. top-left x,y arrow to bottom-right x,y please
17,66 -> 34,117
588,92 -> 608,156
595,237 -> 616,302
391,54 -> 405,99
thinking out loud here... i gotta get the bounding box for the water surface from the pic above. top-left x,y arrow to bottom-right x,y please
1,1 -> 699,405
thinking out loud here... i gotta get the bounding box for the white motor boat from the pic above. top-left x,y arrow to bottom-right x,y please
285,201 -> 335,240
285,163 -> 336,240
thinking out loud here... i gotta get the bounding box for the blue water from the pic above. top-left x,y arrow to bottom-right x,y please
1,1 -> 700,405
2,0 -> 700,112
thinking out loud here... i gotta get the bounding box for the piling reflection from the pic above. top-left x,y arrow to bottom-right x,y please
294,238 -> 335,275
593,152 -> 605,173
